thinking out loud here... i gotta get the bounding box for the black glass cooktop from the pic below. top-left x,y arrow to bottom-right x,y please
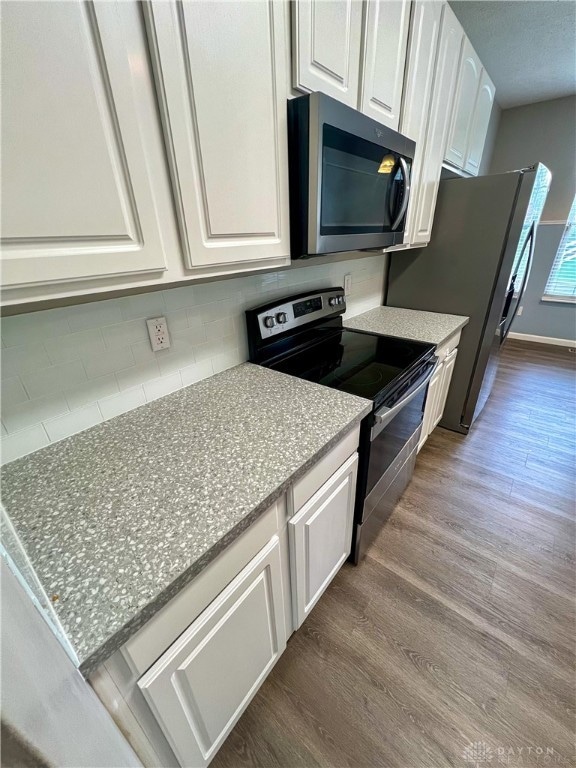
269,327 -> 434,406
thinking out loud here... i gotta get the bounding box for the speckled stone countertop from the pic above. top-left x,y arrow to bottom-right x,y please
344,306 -> 469,346
1,363 -> 371,676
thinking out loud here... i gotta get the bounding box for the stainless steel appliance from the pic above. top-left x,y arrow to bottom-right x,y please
246,288 -> 436,562
288,92 -> 416,259
387,163 -> 551,434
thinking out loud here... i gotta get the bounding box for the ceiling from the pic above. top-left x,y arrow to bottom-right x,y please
449,1 -> 576,109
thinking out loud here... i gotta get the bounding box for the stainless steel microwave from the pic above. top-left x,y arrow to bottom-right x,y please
287,92 -> 416,259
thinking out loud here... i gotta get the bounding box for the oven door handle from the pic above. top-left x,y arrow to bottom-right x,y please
373,359 -> 439,432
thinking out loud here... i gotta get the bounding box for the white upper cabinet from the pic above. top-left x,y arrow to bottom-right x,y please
359,0 -> 411,130
405,2 -> 464,246
445,38 -> 481,168
292,0 -> 363,107
1,1 -> 168,291
398,0 -> 444,246
464,68 -> 495,175
145,1 -> 290,270
444,33 -> 495,176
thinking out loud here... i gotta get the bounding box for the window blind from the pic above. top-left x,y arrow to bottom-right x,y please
509,166 -> 551,289
543,196 -> 576,301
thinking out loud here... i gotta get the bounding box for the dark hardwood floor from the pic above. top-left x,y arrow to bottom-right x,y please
214,340 -> 576,768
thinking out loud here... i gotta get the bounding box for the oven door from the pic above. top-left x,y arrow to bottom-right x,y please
351,360 -> 437,562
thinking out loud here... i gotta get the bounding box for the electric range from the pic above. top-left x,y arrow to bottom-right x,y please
246,287 -> 436,561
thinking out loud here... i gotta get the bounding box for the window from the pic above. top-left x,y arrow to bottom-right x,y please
543,196 -> 576,302
509,165 -> 551,290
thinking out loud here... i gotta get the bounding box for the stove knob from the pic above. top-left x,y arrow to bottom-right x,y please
263,315 -> 276,329
276,312 -> 288,324
328,297 -> 337,307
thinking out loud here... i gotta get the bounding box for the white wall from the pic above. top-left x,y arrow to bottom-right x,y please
1,254 -> 386,463
1,557 -> 142,767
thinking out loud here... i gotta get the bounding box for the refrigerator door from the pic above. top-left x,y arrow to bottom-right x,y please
387,168 -> 547,433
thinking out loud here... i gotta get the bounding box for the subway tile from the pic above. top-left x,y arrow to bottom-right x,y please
211,348 -> 242,374
3,392 -> 69,434
1,424 -> 49,464
200,298 -> 241,323
162,285 -> 196,312
44,404 -> 102,443
21,361 -> 87,400
82,346 -> 134,379
1,377 -> 29,409
156,328 -> 203,376
193,334 -> 236,363
65,374 -> 119,411
116,360 -> 160,391
164,309 -> 189,334
102,319 -> 149,350
143,372 -> 183,402
98,386 -> 146,420
1,308 -> 70,347
204,317 -> 235,342
44,328 -> 105,365
131,340 -> 159,365
66,299 -> 123,332
180,359 -> 214,387
1,343 -> 51,379
119,291 -> 166,321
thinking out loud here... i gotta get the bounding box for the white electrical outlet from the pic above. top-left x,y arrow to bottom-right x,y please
517,305 -> 523,316
147,316 -> 171,351
344,273 -> 352,296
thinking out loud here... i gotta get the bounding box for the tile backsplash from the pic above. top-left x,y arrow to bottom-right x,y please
1,255 -> 386,464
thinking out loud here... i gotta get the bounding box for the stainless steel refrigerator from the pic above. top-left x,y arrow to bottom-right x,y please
386,163 -> 551,434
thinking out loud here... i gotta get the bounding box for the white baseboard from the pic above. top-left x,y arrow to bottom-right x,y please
507,332 -> 576,348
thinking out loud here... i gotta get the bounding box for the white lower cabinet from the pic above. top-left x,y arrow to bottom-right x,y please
93,430 -> 361,768
138,536 -> 287,768
418,361 -> 442,452
419,342 -> 459,451
289,452 -> 358,629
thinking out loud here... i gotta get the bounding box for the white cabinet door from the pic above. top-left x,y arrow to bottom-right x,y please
433,347 -> 458,429
398,0 -> 443,247
464,68 -> 495,175
444,37 -> 481,169
145,1 -> 290,270
138,536 -> 286,768
418,360 -> 443,451
410,3 -> 464,245
1,1 -> 168,290
289,453 -> 358,629
292,0 -> 363,107
359,0 -> 411,130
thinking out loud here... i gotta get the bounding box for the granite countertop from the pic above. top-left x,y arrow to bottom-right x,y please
344,306 -> 469,346
1,363 -> 371,676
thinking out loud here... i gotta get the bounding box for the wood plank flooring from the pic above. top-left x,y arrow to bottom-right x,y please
213,340 -> 576,768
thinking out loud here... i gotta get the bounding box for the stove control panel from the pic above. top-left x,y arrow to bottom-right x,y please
253,288 -> 346,340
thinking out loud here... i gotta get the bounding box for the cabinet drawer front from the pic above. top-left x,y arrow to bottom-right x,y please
1,1 -> 168,290
289,453 -> 358,628
138,536 -> 286,767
